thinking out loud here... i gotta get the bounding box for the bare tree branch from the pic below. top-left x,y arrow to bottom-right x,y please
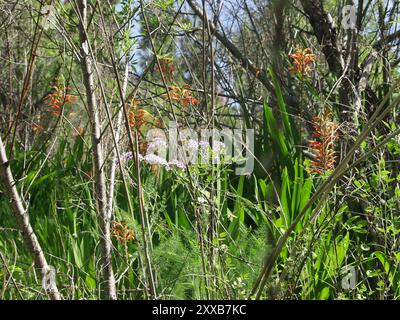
186,0 -> 275,95
77,0 -> 117,300
0,135 -> 61,300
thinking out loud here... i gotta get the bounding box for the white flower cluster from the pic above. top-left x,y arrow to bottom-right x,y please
143,153 -> 168,166
168,159 -> 186,169
147,137 -> 168,153
119,150 -> 185,171
120,151 -> 133,162
143,154 -> 186,171
119,138 -> 226,171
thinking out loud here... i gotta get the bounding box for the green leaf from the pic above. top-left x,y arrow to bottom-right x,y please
85,275 -> 96,290
319,286 -> 330,300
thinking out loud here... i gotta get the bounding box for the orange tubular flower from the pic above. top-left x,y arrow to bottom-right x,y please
162,84 -> 199,107
128,104 -> 152,134
111,221 -> 135,244
159,57 -> 175,81
44,85 -> 77,116
308,109 -> 338,175
289,48 -> 316,76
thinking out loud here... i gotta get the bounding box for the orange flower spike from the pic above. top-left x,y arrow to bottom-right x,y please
128,107 -> 151,133
308,109 -> 338,175
111,221 -> 135,244
164,86 -> 182,104
289,48 -> 316,76
162,85 -> 199,107
44,84 -> 76,116
183,96 -> 200,107
159,58 -> 175,81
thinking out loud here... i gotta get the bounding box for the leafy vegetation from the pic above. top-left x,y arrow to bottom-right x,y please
0,0 -> 399,300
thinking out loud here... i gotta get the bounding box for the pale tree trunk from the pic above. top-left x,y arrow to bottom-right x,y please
77,0 -> 117,300
107,61 -> 129,220
0,135 -> 61,300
